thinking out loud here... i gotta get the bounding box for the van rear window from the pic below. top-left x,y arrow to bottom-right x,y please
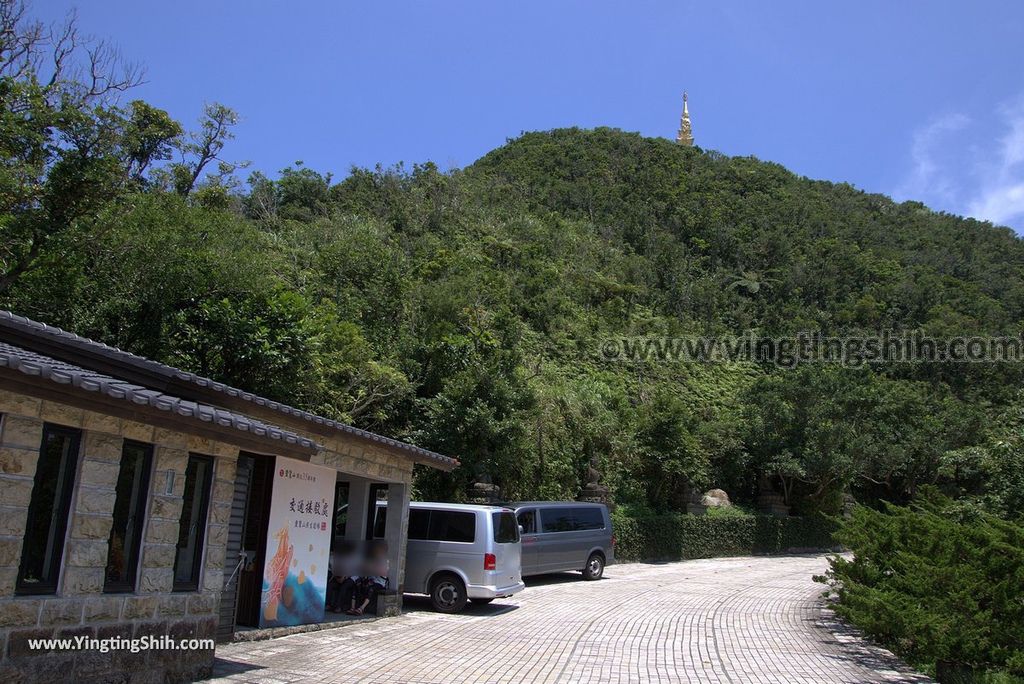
492,511 -> 519,543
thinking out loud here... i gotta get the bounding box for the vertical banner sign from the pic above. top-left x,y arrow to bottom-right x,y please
259,456 -> 335,627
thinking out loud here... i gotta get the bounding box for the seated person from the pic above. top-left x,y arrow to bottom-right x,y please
326,541 -> 360,613
347,541 -> 389,615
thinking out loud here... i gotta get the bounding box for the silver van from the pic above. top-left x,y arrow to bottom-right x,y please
376,502 -> 524,613
512,502 -> 614,580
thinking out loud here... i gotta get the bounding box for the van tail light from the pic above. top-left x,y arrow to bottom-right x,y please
611,535 -> 617,549
484,553 -> 496,571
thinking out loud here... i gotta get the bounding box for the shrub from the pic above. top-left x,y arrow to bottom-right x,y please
705,503 -> 757,518
611,511 -> 837,562
817,490 -> 1024,679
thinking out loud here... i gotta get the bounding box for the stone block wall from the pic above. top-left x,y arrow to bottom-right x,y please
0,390 -> 238,683
313,435 -> 414,486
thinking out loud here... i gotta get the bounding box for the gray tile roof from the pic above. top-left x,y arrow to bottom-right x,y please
0,341 -> 320,451
0,311 -> 458,469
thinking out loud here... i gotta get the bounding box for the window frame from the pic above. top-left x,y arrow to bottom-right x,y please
172,453 -> 215,592
103,440 -> 154,593
330,481 -> 350,551
16,423 -> 82,595
372,505 -> 387,539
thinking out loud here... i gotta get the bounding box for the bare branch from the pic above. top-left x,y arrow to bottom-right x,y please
46,7 -> 76,86
0,0 -> 144,106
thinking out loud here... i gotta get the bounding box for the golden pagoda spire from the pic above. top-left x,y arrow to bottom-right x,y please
676,91 -> 694,146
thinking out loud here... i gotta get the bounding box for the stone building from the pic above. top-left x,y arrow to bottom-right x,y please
0,310 -> 457,682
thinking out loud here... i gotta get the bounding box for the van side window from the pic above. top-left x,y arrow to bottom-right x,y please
540,507 -> 575,533
574,507 -> 605,530
517,509 -> 536,534
428,511 -> 475,543
408,509 -> 430,540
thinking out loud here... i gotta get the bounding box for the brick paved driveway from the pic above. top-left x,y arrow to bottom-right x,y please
208,554 -> 931,684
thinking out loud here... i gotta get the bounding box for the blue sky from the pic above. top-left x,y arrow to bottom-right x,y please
36,0 -> 1024,232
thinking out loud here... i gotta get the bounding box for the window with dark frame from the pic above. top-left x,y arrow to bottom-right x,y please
172,454 -> 214,592
330,481 -> 350,550
104,440 -> 153,593
373,505 -> 387,539
16,423 -> 81,594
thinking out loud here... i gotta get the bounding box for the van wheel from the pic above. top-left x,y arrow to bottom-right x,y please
582,553 -> 605,581
470,598 -> 495,605
430,574 -> 468,613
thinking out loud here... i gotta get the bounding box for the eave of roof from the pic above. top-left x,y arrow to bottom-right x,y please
0,341 -> 320,453
0,311 -> 458,470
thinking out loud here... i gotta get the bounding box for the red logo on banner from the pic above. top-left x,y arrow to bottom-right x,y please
279,469 -> 284,477
321,522 -> 327,530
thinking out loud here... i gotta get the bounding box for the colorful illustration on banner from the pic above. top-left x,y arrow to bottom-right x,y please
258,457 -> 334,627
263,527 -> 294,622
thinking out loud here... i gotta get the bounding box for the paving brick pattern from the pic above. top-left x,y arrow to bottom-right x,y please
209,555 -> 932,684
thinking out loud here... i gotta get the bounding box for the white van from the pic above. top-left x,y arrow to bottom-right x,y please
375,502 -> 524,613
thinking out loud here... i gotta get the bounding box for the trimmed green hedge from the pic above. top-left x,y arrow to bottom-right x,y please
611,512 -> 837,562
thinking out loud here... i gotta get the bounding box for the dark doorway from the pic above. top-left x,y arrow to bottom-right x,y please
216,455 -> 253,643
232,453 -> 276,628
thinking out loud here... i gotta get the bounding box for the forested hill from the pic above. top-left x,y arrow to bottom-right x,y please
469,128 -> 1024,338
6,126 -> 1024,517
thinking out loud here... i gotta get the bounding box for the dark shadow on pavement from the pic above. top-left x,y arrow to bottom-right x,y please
400,594 -> 520,617
809,608 -> 934,683
523,572 -> 593,587
209,658 -> 266,680
632,551 -> 839,566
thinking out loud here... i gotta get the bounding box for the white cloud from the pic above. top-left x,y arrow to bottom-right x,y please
896,96 -> 1024,232
896,113 -> 970,204
967,98 -> 1024,227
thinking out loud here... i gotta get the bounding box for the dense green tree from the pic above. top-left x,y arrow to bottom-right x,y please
2,13 -> 1023,517
818,491 -> 1024,677
745,366 -> 984,511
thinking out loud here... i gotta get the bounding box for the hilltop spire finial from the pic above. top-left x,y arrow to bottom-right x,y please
676,91 -> 694,146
